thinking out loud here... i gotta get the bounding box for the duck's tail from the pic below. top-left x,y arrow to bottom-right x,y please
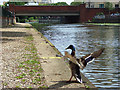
74,65 -> 82,83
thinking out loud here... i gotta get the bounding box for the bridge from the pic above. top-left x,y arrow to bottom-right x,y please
11,6 -> 80,16
9,4 -> 119,23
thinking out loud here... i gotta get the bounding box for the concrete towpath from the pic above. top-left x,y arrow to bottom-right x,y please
0,23 -> 96,89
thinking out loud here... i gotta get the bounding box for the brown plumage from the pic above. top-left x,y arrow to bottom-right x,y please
65,45 -> 105,83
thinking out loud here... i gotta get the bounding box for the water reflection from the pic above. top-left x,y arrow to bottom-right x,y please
41,24 -> 120,88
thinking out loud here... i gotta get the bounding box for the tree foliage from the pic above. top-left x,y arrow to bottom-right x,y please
105,2 -> 114,11
39,2 -> 68,6
55,2 -> 68,6
4,2 -> 28,7
70,2 -> 82,6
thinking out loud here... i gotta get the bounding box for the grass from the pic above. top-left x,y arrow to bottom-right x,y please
31,23 -> 50,31
85,85 -> 90,88
16,73 -> 26,79
86,23 -> 120,26
31,23 -> 62,55
16,35 -> 47,88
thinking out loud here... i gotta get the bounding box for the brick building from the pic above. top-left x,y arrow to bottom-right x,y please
74,0 -> 120,8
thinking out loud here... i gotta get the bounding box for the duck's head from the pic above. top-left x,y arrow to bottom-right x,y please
66,45 -> 75,51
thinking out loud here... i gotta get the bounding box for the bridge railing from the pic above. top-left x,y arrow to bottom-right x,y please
10,5 -> 80,13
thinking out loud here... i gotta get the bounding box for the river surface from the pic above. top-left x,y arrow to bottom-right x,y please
41,24 -> 120,88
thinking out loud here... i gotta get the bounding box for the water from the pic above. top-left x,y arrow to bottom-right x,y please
41,24 -> 120,88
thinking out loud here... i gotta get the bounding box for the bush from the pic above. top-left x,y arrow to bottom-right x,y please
29,17 -> 34,20
96,12 -> 104,15
70,2 -> 82,6
20,19 -> 25,23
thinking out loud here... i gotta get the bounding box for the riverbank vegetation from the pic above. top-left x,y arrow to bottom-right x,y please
86,23 -> 120,26
31,23 -> 51,31
15,35 -> 48,88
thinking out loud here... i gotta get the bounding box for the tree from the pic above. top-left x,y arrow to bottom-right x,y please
105,2 -> 114,14
55,2 -> 68,6
4,2 -> 28,7
39,2 -> 68,6
70,2 -> 82,6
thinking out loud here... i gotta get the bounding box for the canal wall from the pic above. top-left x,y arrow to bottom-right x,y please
31,23 -> 96,88
0,6 -> 14,28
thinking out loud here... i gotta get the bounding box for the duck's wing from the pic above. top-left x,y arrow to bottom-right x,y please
81,48 -> 105,64
91,48 -> 105,58
65,51 -> 84,70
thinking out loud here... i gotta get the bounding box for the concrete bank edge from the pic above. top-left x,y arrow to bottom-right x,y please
31,25 -> 97,89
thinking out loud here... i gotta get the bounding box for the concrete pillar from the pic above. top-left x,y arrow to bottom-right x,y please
9,4 -> 16,24
79,4 -> 87,23
13,14 -> 16,24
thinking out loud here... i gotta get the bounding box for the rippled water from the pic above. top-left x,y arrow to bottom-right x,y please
41,24 -> 120,88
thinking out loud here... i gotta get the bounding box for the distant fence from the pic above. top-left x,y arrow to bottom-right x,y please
0,6 -> 14,28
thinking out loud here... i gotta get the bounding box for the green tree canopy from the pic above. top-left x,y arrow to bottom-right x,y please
70,2 -> 82,6
39,2 -> 68,6
4,2 -> 28,7
55,2 -> 68,6
105,2 -> 114,11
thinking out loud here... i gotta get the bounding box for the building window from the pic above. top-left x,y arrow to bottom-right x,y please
99,4 -> 104,8
91,4 -> 94,8
115,4 -> 119,8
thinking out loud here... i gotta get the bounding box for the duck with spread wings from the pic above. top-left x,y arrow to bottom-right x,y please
65,45 -> 105,83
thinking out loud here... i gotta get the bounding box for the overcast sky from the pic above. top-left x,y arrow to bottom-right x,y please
0,0 -> 74,5
0,0 -> 120,5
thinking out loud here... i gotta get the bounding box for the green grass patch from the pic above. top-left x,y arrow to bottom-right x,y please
21,79 -> 27,83
16,35 -> 46,87
25,35 -> 34,41
18,63 -> 25,68
16,86 -> 21,88
85,85 -> 90,88
31,23 -> 50,31
16,73 -> 26,79
86,23 -> 120,26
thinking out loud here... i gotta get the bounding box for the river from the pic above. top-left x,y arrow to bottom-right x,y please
40,24 -> 120,88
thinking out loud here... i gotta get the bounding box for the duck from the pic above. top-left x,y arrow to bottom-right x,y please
65,45 -> 105,83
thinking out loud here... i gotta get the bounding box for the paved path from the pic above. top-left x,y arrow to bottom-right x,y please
0,23 -> 96,89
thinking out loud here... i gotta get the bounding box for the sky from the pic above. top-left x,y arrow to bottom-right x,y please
0,0 -> 74,5
0,0 -> 120,5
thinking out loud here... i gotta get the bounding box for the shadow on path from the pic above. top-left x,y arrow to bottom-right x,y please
1,31 -> 29,37
49,80 -> 83,89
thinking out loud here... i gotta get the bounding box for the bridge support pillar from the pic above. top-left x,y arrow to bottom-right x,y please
79,4 -> 87,23
13,14 -> 16,24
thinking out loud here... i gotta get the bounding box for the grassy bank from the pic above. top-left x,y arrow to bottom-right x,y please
16,35 -> 48,88
31,23 -> 63,55
85,23 -> 120,26
31,23 -> 51,31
